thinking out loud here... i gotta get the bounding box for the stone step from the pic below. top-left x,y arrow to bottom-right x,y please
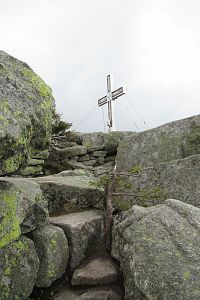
32,170 -> 106,214
54,287 -> 122,300
77,290 -> 122,300
50,210 -> 105,271
71,255 -> 118,286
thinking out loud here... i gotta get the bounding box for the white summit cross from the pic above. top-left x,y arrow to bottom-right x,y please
98,75 -> 125,132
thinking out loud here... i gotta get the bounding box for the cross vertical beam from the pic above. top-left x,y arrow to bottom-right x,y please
107,75 -> 115,132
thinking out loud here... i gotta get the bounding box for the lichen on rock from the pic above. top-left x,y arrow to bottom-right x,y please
0,236 -> 39,300
0,50 -> 55,175
0,177 -> 49,249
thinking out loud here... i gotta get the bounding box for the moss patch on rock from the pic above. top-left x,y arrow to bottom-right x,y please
0,50 -> 55,175
0,236 -> 39,300
0,190 -> 20,249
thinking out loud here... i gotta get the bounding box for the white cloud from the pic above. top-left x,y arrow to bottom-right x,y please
0,0 -> 200,132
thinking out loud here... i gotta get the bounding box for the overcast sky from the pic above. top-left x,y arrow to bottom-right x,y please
1,0 -> 200,132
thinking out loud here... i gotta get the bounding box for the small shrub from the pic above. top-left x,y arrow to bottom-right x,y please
52,112 -> 72,134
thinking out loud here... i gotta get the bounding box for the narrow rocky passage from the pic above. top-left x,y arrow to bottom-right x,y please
31,210 -> 124,300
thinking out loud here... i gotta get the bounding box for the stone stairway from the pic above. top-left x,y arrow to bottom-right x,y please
28,168 -> 124,299
51,211 -> 123,300
31,209 -> 123,299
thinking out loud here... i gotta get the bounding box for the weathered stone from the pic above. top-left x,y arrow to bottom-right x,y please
50,210 -> 104,270
78,291 -> 122,300
80,132 -> 105,151
116,114 -> 200,171
52,135 -> 78,149
83,159 -> 97,166
70,156 -> 79,162
30,224 -> 69,287
93,151 -> 107,157
54,284 -> 79,300
0,178 -> 48,248
50,146 -> 87,160
78,154 -> 91,162
80,131 -> 134,152
44,157 -> 71,175
94,162 -> 114,177
18,165 -> 43,176
69,161 -> 94,171
98,156 -> 105,165
29,158 -> 44,166
0,50 -> 55,175
33,172 -> 106,213
117,154 -> 200,209
104,156 -> 116,163
32,149 -> 49,159
112,199 -> 200,300
56,169 -> 92,177
71,255 -> 118,286
0,236 -> 39,300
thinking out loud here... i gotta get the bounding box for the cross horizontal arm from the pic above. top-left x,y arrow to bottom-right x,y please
98,87 -> 125,107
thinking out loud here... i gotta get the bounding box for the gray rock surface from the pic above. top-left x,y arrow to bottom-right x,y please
50,145 -> 87,160
0,236 -> 39,300
54,285 -> 79,300
50,210 -> 104,270
0,50 -> 55,175
53,285 -> 123,300
33,171 -> 106,213
112,199 -> 200,300
80,131 -> 134,152
116,114 -> 200,171
117,154 -> 200,209
71,255 -> 118,286
30,224 -> 69,287
78,290 -> 122,300
0,177 -> 48,248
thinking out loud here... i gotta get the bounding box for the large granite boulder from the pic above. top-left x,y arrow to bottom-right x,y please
0,50 -> 55,175
116,114 -> 200,171
0,236 -> 39,300
0,177 -> 48,248
112,199 -> 200,300
115,154 -> 200,209
30,224 -> 69,287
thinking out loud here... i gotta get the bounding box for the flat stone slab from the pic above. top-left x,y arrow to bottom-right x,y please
32,171 -> 106,213
54,287 -> 122,300
50,210 -> 105,270
78,290 -> 122,300
71,255 -> 118,286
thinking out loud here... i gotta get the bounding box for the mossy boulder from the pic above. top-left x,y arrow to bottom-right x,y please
0,177 -> 48,249
0,50 -> 55,175
0,236 -> 39,300
116,114 -> 200,171
112,199 -> 200,300
30,224 -> 69,288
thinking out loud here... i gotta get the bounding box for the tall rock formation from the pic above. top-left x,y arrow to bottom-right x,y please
0,50 -> 55,175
